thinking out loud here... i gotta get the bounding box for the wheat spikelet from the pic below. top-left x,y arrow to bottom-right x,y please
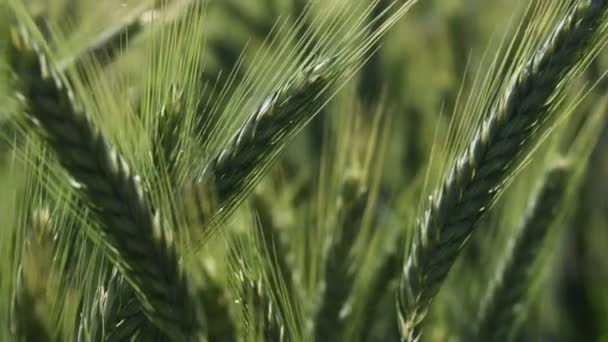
474,162 -> 570,341
8,27 -> 198,340
398,2 -> 608,340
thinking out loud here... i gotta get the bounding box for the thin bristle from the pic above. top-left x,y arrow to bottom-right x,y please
398,2 -> 608,340
8,26 -> 198,340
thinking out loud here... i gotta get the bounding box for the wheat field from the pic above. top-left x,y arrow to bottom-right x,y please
1,0 -> 608,341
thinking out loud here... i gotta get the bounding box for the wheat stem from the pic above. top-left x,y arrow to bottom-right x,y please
398,2 -> 608,340
9,27 -> 198,340
474,162 -> 570,341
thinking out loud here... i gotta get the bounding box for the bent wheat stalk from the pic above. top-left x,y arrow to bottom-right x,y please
398,2 -> 608,340
474,162 -> 570,342
9,27 -> 198,340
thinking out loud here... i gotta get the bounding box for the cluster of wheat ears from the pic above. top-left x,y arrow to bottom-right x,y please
1,0 -> 607,341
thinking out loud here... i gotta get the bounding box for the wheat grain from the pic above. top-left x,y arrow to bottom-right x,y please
474,162 -> 570,341
398,2 -> 608,340
9,27 -> 198,341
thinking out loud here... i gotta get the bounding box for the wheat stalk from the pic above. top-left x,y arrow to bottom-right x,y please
398,2 -> 608,340
474,162 -> 570,341
8,26 -> 198,340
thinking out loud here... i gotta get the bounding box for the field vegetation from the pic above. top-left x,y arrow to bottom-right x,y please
1,0 -> 608,341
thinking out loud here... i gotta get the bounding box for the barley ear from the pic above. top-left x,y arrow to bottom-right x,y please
8,26 -> 199,340
398,2 -> 608,340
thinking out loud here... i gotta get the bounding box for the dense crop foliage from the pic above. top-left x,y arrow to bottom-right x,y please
1,0 -> 608,341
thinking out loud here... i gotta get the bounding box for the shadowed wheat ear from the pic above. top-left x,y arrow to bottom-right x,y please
474,161 -> 570,342
80,269 -> 165,342
12,266 -> 51,342
195,267 -> 238,342
234,265 -> 286,342
398,2 -> 608,340
315,174 -> 369,342
11,208 -> 53,342
8,26 -> 199,340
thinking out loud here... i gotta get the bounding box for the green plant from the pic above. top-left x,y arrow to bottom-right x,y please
1,0 -> 608,341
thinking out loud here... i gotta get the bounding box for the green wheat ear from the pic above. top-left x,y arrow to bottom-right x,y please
180,56 -> 340,228
398,2 -> 608,340
474,161 -> 570,342
8,26 -> 199,341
